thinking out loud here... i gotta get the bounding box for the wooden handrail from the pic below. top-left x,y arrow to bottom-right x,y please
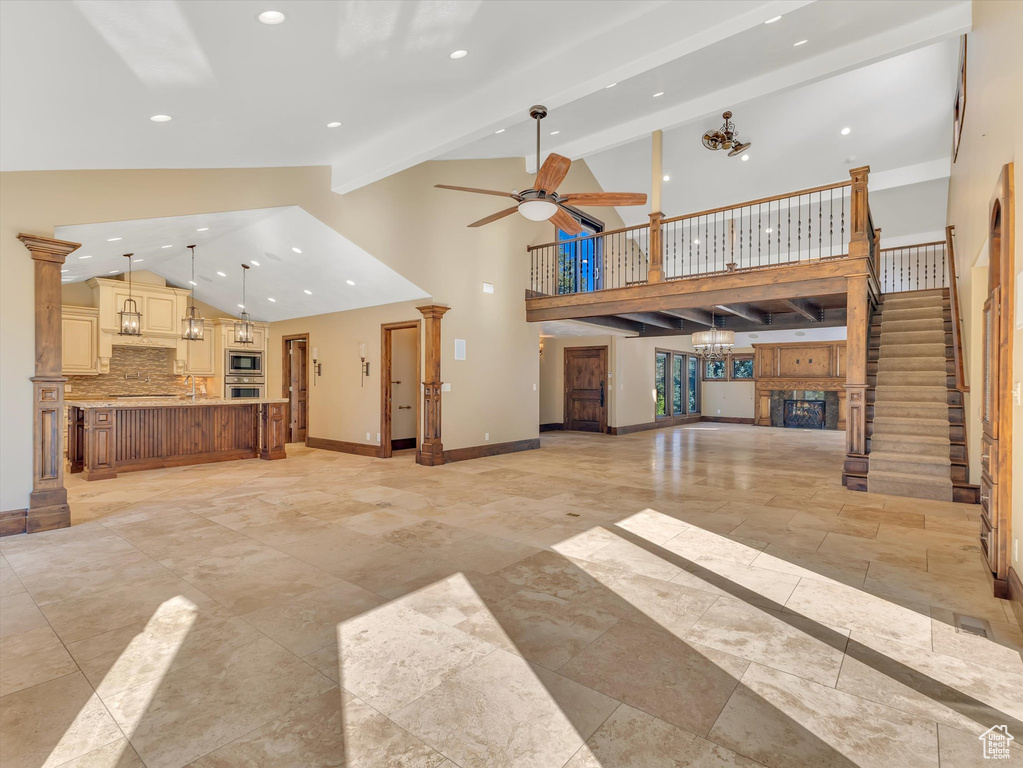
527,221 -> 649,252
661,179 -> 851,225
879,240 -> 946,252
946,224 -> 968,392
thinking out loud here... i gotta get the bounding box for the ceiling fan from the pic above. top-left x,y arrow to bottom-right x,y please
436,105 -> 647,235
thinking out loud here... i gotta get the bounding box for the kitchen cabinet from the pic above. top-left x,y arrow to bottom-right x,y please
61,306 -> 99,375
223,322 -> 267,351
184,321 -> 216,375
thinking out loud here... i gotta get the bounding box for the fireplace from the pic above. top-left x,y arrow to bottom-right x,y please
784,399 -> 826,429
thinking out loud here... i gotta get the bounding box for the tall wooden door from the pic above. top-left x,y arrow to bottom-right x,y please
564,346 -> 608,432
288,340 -> 308,442
980,164 -> 1014,597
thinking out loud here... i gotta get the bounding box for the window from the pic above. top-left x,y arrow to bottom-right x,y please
557,209 -> 604,294
704,355 -> 754,382
656,350 -> 698,417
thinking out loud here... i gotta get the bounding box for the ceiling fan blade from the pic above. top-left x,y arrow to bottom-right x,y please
550,206 -> 583,235
559,192 -> 648,207
535,153 -> 571,193
468,206 -> 519,228
436,184 -> 516,198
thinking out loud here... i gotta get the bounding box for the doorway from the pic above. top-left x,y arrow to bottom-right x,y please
564,346 -> 608,432
281,335 -> 309,443
380,321 -> 421,458
980,163 -> 1014,598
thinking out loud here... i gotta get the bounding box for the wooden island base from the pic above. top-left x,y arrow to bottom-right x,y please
67,400 -> 287,480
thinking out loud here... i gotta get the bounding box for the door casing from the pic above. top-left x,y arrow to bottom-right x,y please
563,345 -> 609,433
281,333 -> 309,443
380,320 -> 422,458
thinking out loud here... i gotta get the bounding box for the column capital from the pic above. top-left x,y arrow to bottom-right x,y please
847,165 -> 871,182
18,233 -> 81,264
417,304 -> 451,320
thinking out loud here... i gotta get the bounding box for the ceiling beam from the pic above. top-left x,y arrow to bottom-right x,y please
617,312 -> 682,330
781,298 -> 823,322
660,308 -> 715,327
574,316 -> 645,335
715,303 -> 770,325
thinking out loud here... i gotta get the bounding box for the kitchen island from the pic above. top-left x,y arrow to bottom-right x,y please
67,398 -> 288,480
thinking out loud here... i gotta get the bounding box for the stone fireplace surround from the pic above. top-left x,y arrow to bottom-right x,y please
770,390 -> 841,430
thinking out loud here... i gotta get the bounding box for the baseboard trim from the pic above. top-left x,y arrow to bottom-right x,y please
1008,566 -> 1023,626
0,508 -> 27,537
443,438 -> 540,463
609,414 -> 702,435
391,437 -> 417,451
701,416 -> 755,424
539,423 -> 564,432
307,436 -> 383,458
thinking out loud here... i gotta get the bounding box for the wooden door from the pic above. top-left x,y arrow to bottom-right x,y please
288,340 -> 308,442
564,346 -> 607,432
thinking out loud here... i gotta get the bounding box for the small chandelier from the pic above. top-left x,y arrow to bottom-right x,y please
702,111 -> 751,157
118,253 -> 142,336
181,245 -> 205,341
234,263 -> 254,344
692,314 -> 735,359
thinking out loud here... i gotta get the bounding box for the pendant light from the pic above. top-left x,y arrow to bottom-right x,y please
234,263 -> 254,344
692,312 -> 735,359
118,253 -> 142,336
181,244 -> 205,341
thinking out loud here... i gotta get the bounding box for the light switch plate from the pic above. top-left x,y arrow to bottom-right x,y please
441,382 -> 451,392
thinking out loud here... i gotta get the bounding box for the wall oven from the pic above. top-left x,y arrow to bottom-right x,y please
226,349 -> 263,376
225,376 -> 264,400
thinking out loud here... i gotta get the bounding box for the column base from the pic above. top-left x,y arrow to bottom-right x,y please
416,443 -> 445,466
27,502 -> 70,533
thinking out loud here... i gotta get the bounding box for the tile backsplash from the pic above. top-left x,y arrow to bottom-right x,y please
66,346 -> 210,400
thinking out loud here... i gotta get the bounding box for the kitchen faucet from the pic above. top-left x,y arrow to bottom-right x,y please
185,374 -> 196,401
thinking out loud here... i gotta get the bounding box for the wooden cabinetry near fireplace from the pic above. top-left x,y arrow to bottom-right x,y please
752,341 -> 847,429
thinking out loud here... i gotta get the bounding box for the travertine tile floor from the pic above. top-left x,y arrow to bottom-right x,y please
1,424 -> 1021,767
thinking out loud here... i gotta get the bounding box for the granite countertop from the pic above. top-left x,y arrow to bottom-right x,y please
67,397 -> 289,408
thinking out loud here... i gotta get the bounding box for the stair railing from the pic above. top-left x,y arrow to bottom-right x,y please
877,241 -> 949,293
946,224 -> 968,392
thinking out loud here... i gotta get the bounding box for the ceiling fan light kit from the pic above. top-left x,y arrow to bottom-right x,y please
436,105 -> 647,235
703,111 -> 752,157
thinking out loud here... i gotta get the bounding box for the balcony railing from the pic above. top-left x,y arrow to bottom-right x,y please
877,241 -> 948,293
528,172 -> 870,297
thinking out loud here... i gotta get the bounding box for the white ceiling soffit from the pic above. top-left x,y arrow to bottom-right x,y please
55,206 -> 429,322
0,0 -> 966,196
540,320 -> 638,338
578,39 -> 959,243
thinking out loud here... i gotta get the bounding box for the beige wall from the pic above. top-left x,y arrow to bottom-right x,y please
538,335 -> 614,425
945,0 -> 1023,575
700,346 -> 755,420
0,158 -> 614,509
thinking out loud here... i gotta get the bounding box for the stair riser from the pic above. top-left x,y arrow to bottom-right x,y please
878,307 -> 947,322
868,477 -> 952,502
875,372 -> 947,387
873,386 -> 948,403
870,458 -> 952,479
881,296 -> 948,310
871,438 -> 949,457
877,343 -> 947,359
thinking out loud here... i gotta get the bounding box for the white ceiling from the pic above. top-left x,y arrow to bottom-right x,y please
0,0 -> 969,198
55,206 -> 428,322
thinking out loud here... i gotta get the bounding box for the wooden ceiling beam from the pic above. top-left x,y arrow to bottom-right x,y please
714,303 -> 770,325
780,298 -> 823,322
660,308 -> 715,327
617,312 -> 682,330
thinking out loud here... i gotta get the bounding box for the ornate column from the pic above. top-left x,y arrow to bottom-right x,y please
416,304 -> 450,466
18,234 -> 81,533
260,402 -> 287,460
843,271 -> 870,485
847,165 -> 871,260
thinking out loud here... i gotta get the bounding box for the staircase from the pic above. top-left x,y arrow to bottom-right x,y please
867,290 -> 955,501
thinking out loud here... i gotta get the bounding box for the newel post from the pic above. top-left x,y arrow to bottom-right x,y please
417,304 -> 450,466
647,129 -> 664,283
847,165 -> 871,261
17,233 -> 81,534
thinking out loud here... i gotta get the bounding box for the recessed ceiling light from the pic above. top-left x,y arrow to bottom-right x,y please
196,227 -> 208,232
693,239 -> 700,245
662,174 -> 670,182
150,115 -> 172,122
61,268 -> 69,273
765,15 -> 782,23
793,39 -> 807,46
78,254 -> 92,259
326,121 -> 342,128
449,50 -> 468,60
237,304 -> 245,309
841,127 -> 851,136
267,297 -> 276,302
251,260 -> 260,266
217,271 -> 227,277
652,91 -> 664,98
258,10 -> 286,25
741,154 -> 749,161
292,247 -> 302,254
132,258 -> 143,263
494,128 -> 505,134
108,270 -> 118,274
550,130 -> 560,135
106,237 -> 122,241
765,228 -> 773,233
346,279 -> 355,286
605,82 -> 617,89
62,277 -> 73,282
188,280 -> 197,286
303,289 -> 312,295
161,244 -> 172,249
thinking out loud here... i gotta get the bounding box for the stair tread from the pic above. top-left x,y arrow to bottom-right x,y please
870,451 -> 951,466
868,469 -> 953,484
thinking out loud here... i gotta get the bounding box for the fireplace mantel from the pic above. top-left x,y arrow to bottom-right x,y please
752,341 -> 848,429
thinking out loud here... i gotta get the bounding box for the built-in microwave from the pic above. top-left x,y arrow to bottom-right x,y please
226,350 -> 263,376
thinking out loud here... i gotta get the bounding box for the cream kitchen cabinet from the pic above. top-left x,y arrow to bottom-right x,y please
223,322 -> 267,351
61,306 -> 100,375
184,321 -> 216,375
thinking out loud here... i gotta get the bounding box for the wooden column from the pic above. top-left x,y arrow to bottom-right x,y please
843,272 -> 870,485
18,234 -> 81,533
648,130 -> 665,283
847,166 -> 871,260
82,407 -> 117,481
260,402 -> 287,460
416,304 -> 450,466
